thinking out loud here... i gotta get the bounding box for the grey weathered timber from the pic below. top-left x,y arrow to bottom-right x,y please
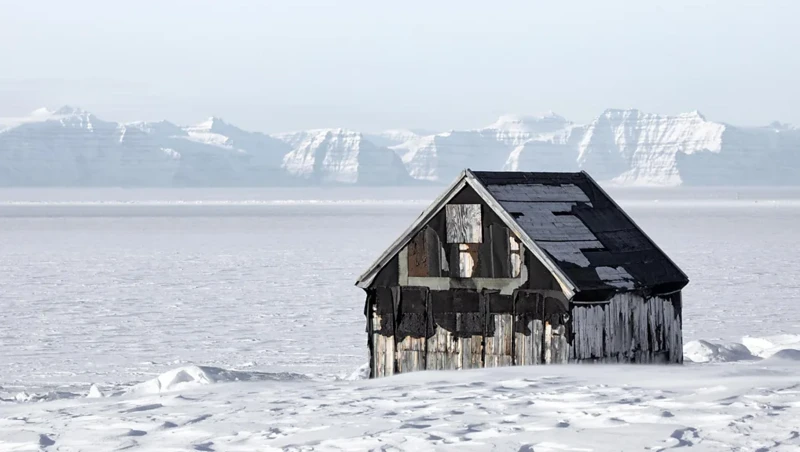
484,313 -> 513,367
543,322 -> 553,363
509,235 -> 522,278
396,335 -> 425,373
456,310 -> 483,369
550,324 -> 569,364
426,324 -> 459,370
514,318 -> 543,366
371,312 -> 395,378
458,334 -> 483,369
571,293 -> 682,363
446,204 -> 482,243
457,243 -> 478,277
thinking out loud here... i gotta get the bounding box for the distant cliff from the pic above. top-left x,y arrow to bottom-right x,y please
0,106 -> 797,186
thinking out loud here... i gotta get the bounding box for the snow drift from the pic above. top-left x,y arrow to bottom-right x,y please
127,365 -> 310,395
3,350 -> 800,451
683,334 -> 800,363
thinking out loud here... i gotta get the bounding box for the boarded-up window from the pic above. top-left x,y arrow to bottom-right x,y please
446,204 -> 482,243
408,227 -> 448,277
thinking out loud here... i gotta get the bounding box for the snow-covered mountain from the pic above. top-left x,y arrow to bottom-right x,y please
363,129 -> 421,148
395,109 -> 800,186
0,107 -> 181,186
1,106 -> 798,186
274,128 -> 409,185
0,108 -> 405,186
392,112 -> 578,182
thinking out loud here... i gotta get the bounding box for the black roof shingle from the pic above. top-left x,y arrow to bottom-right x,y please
472,171 -> 688,295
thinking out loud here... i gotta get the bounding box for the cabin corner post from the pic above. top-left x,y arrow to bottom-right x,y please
364,289 -> 375,379
676,291 -> 684,364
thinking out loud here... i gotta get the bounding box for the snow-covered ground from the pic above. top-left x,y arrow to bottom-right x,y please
1,187 -> 799,451
2,354 -> 800,451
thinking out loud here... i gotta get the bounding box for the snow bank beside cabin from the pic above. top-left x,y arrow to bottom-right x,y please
741,334 -> 800,358
684,334 -> 800,363
127,365 -> 311,395
5,335 -> 799,404
683,340 -> 758,363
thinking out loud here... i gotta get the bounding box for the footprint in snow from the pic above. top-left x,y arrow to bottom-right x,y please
122,403 -> 163,413
39,434 -> 56,447
185,414 -> 212,425
669,427 -> 700,447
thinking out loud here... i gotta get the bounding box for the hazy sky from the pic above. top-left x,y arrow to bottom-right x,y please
1,0 -> 797,132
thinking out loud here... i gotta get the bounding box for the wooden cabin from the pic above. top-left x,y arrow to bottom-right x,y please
355,170 -> 688,378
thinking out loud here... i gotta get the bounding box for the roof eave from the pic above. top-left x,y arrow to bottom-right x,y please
354,169 -> 470,289
355,169 -> 582,300
579,170 -> 690,284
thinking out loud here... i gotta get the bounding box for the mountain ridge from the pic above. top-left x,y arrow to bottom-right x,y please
0,106 -> 797,187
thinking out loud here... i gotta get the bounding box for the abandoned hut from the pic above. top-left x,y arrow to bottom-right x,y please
355,170 -> 688,378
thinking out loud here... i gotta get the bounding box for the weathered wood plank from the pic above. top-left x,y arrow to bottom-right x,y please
569,292 -> 683,365
509,235 -> 522,278
551,324 -> 568,364
426,324 -> 459,371
457,243 -> 478,277
407,227 -> 445,278
371,312 -> 395,377
394,287 -> 428,374
514,317 -> 544,366
484,313 -> 513,368
407,229 -> 430,277
544,321 -> 553,363
446,204 -> 482,243
455,309 -> 483,369
396,334 -> 426,373
458,333 -> 483,369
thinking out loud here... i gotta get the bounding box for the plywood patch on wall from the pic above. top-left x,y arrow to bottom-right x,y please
446,204 -> 482,243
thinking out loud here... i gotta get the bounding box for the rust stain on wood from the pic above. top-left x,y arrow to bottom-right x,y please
407,229 -> 430,277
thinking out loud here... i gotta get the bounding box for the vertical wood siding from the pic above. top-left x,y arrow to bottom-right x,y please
368,289 -> 683,377
426,317 -> 460,370
514,318 -> 543,366
570,292 -> 682,363
484,313 -> 513,367
484,292 -> 514,368
371,313 -> 395,377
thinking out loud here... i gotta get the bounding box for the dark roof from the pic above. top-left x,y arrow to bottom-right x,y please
472,171 -> 688,294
